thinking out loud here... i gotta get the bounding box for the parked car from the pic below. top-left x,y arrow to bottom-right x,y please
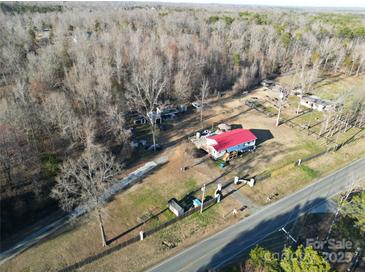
177,104 -> 188,112
201,129 -> 212,136
147,144 -> 162,151
130,140 -> 139,149
192,102 -> 203,110
130,139 -> 148,149
139,139 -> 148,148
261,79 -> 274,87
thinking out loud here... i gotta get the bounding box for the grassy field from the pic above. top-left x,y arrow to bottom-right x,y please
239,129 -> 365,205
0,190 -> 243,272
278,72 -> 365,104
314,74 -> 365,104
0,140 -> 244,271
1,73 -> 364,272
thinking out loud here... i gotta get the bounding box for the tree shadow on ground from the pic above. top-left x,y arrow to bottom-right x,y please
161,108 -> 253,151
282,109 -> 312,125
106,207 -> 169,245
195,197 -> 330,271
56,140 -> 314,272
312,73 -> 345,90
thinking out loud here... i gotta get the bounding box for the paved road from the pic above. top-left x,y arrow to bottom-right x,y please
149,157 -> 365,272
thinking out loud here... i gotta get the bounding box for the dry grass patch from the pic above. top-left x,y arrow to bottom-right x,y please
1,78 -> 363,272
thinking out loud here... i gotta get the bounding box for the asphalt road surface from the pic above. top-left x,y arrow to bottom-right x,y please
149,156 -> 365,271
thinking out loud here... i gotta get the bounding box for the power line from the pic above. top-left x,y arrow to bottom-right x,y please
324,174 -> 358,241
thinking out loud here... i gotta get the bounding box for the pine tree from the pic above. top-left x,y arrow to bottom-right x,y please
280,245 -> 331,272
247,246 -> 281,271
341,191 -> 365,232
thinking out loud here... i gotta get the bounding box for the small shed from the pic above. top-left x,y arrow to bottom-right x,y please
168,198 -> 184,217
217,123 -> 231,132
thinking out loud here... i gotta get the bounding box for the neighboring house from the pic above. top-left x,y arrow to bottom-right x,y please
206,129 -> 257,160
300,95 -> 337,112
147,107 -> 162,124
133,105 -> 187,125
133,115 -> 148,125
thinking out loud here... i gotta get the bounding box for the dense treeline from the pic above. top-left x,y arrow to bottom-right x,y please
0,2 -> 63,14
0,3 -> 364,237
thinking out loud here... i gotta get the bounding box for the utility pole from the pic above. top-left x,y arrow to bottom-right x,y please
325,175 -> 357,241
200,184 -> 206,213
279,226 -> 297,243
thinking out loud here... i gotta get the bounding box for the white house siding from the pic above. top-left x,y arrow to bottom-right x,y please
209,148 -> 225,159
209,140 -> 256,160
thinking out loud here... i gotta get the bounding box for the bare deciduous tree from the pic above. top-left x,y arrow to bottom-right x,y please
174,70 -> 192,103
275,86 -> 289,127
197,78 -> 209,127
126,49 -> 167,151
51,148 -> 123,246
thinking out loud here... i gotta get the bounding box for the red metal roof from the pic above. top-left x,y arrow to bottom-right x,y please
207,129 -> 257,152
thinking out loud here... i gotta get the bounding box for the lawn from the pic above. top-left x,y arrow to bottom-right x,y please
313,74 -> 365,103
239,131 -> 365,205
1,74 -> 364,272
0,138 -> 243,271
274,73 -> 365,146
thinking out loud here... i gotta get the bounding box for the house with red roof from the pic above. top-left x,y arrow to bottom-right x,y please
206,129 -> 257,160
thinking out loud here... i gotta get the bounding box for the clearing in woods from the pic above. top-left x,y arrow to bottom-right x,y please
1,74 -> 364,271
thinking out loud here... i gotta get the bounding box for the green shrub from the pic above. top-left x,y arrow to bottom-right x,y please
223,16 -> 234,25
280,32 -> 291,47
208,15 -> 220,24
252,13 -> 270,25
311,13 -> 365,39
41,154 -> 60,177
233,53 -> 240,66
0,2 -> 63,14
239,11 -> 251,17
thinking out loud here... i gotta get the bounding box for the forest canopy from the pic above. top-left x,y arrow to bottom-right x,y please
0,1 -> 365,238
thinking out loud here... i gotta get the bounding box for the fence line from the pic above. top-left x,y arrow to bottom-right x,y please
254,170 -> 272,181
59,134 -> 350,271
60,197 -> 218,271
138,197 -> 217,239
60,106 -> 362,271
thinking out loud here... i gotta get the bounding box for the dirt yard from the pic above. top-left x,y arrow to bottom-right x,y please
0,139 -> 245,271
1,73 -> 364,272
